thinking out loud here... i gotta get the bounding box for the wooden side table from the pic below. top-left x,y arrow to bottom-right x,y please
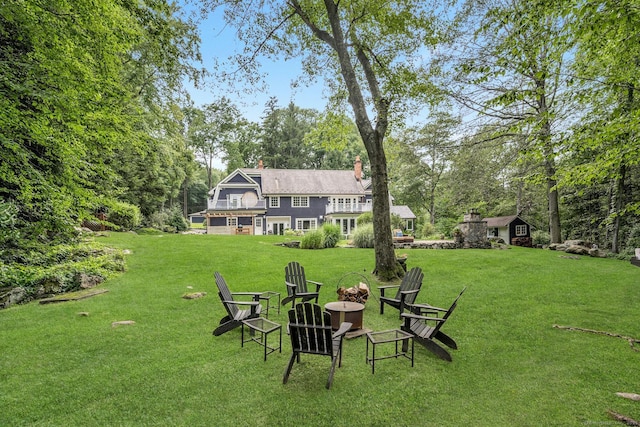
366,329 -> 414,374
241,317 -> 282,361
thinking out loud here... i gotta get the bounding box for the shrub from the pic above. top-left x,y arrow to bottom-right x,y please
167,208 -> 188,232
0,200 -> 19,249
532,230 -> 550,246
107,201 -> 141,231
357,211 -> 373,226
625,225 -> 640,255
322,223 -> 341,248
300,230 -> 323,249
145,211 -> 169,229
421,221 -> 436,239
353,223 -> 375,248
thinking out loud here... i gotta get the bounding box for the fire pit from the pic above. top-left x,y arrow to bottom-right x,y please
325,273 -> 371,330
324,301 -> 365,330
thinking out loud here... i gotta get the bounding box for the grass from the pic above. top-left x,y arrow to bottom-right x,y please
1,232 -> 639,426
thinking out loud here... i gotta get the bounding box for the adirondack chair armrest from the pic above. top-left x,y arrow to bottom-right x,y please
223,300 -> 261,307
401,312 -> 444,323
231,292 -> 262,300
285,281 -> 297,291
399,288 -> 421,295
409,303 -> 447,315
332,322 -> 353,339
378,284 -> 399,297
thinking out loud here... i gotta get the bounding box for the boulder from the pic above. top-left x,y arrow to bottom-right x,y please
565,245 -> 590,256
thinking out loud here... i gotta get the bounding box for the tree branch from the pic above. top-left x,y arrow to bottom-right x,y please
288,0 -> 336,49
553,324 -> 640,351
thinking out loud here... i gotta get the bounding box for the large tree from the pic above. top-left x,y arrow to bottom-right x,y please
449,0 -> 573,243
202,0 -> 444,278
0,0 -> 202,246
562,0 -> 640,252
389,111 -> 460,226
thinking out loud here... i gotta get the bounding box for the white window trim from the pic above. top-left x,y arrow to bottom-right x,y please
292,196 -> 309,208
227,217 -> 237,227
515,224 -> 527,236
270,196 -> 280,208
296,218 -> 317,231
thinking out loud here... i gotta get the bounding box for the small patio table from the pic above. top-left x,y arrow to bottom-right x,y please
241,317 -> 282,361
365,329 -> 414,374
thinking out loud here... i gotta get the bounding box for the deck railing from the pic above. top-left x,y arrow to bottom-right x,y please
208,200 -> 267,210
325,202 -> 372,215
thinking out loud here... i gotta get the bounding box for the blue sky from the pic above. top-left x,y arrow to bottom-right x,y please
182,5 -> 327,123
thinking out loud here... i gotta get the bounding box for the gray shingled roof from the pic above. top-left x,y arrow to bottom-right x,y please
243,168 -> 366,196
391,205 -> 416,219
483,215 -> 518,228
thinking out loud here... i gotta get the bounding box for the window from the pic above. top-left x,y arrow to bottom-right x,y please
270,197 -> 280,208
292,196 -> 309,208
296,218 -> 317,231
515,224 -> 527,236
227,217 -> 237,227
255,218 -> 262,227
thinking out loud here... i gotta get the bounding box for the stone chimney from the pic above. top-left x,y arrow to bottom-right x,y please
258,159 -> 263,169
354,156 -> 362,181
458,208 -> 489,248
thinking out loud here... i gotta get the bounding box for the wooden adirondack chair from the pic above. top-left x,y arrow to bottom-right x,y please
281,261 -> 323,308
212,272 -> 262,336
400,287 -> 466,362
283,303 -> 351,389
378,267 -> 424,317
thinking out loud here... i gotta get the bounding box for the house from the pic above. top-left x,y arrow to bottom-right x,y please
205,157 -> 416,236
484,215 -> 533,246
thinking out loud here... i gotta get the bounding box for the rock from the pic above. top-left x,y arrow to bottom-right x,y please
77,273 -> 104,289
0,287 -> 27,308
565,239 -> 589,247
565,245 -> 590,255
589,248 -> 608,258
183,292 -> 207,299
78,312 -> 90,317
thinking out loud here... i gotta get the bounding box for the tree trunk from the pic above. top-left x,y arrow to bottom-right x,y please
546,173 -> 562,244
367,136 -> 402,280
537,79 -> 562,244
611,163 -> 626,253
316,0 -> 401,279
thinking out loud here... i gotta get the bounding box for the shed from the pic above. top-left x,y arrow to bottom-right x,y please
484,215 -> 533,246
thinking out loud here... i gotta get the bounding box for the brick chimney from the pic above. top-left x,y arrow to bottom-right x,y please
258,159 -> 263,169
354,156 -> 362,181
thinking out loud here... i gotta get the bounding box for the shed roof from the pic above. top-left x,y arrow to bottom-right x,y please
391,205 -> 416,219
483,215 -> 520,228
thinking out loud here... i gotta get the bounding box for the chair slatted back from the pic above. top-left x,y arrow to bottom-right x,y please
288,303 -> 333,356
432,287 -> 466,336
396,267 -> 424,305
215,271 -> 237,318
285,261 -> 307,295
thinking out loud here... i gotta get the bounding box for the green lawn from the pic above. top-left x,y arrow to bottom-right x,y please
2,233 -> 639,426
